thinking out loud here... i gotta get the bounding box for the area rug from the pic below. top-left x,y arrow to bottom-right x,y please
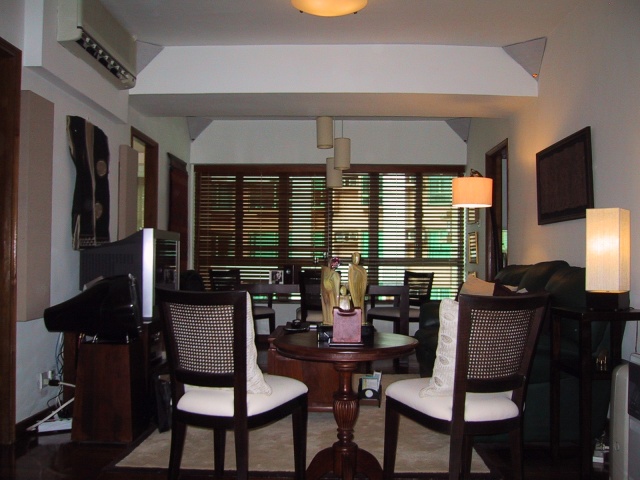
116,374 -> 491,476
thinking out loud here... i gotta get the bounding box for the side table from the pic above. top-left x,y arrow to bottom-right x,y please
550,306 -> 640,479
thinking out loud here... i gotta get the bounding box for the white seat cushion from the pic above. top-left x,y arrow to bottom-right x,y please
386,377 -> 517,422
179,374 -> 308,417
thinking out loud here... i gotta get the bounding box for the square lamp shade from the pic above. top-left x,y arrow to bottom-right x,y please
586,208 -> 631,310
452,176 -> 493,208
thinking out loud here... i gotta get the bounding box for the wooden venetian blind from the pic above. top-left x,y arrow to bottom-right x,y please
194,164 -> 464,299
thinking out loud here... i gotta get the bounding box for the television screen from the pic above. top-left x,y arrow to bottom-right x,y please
79,228 -> 180,321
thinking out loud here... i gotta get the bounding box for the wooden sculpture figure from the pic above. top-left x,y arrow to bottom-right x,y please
349,251 -> 367,317
321,259 -> 341,325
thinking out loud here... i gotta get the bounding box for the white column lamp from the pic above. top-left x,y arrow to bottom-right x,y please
326,157 -> 342,188
334,137 -> 351,170
316,116 -> 333,149
586,208 -> 630,310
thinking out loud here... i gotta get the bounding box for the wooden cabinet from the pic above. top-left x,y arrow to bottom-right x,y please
63,321 -> 165,443
71,339 -> 147,443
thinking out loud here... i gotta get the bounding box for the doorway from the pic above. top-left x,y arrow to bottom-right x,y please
131,128 -> 158,229
485,139 -> 508,280
0,36 -> 22,445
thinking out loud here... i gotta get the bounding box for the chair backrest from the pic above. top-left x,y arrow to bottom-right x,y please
156,289 -> 249,415
299,269 -> 322,320
404,270 -> 434,307
453,292 -> 549,412
208,268 -> 241,292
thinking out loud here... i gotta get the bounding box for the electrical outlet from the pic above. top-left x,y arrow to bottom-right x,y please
38,370 -> 54,390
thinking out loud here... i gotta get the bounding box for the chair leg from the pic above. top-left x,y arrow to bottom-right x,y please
448,430 -> 464,480
168,419 -> 187,480
292,397 -> 308,480
213,427 -> 226,478
508,428 -> 524,480
461,435 -> 473,479
269,313 -> 275,334
234,424 -> 250,480
382,399 -> 401,480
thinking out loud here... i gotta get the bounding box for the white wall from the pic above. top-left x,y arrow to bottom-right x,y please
3,4 -> 191,423
470,0 -> 640,356
465,118 -> 510,279
191,119 -> 466,166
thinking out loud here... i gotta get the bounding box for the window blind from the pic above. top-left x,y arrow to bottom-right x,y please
194,164 -> 464,299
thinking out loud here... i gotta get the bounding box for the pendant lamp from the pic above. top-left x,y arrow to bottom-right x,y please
326,157 -> 342,188
316,116 -> 333,149
334,120 -> 351,170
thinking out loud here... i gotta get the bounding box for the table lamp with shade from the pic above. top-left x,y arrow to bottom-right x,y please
585,208 -> 631,311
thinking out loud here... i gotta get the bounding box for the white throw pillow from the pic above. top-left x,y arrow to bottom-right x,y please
420,298 -> 459,397
245,292 -> 272,395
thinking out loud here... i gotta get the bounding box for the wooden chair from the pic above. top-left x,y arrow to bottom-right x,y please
208,268 -> 241,291
367,270 -> 434,333
297,269 -> 323,323
209,269 -> 275,338
244,283 -> 277,336
156,288 -> 308,480
383,292 -> 549,480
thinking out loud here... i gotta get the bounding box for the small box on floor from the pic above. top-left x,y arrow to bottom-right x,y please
359,371 -> 382,407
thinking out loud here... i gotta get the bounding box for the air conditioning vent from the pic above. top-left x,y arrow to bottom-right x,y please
57,0 -> 137,89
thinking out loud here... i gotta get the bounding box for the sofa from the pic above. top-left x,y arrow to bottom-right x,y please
414,260 -> 612,444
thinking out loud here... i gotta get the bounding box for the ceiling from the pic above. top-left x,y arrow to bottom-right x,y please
98,0 -> 581,121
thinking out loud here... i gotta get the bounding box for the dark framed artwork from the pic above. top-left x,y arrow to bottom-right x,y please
536,126 -> 594,225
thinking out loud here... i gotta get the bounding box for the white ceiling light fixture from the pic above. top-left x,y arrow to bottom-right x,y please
291,0 -> 368,17
334,120 -> 351,170
316,116 -> 333,149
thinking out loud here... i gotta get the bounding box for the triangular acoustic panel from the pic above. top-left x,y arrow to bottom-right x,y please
446,118 -> 471,143
503,37 -> 547,80
187,117 -> 214,141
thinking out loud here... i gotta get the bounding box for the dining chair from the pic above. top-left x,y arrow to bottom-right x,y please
244,282 -> 277,336
208,269 -> 275,338
208,268 -> 241,291
297,269 -> 324,323
367,270 -> 435,333
382,292 -> 549,480
156,288 -> 308,480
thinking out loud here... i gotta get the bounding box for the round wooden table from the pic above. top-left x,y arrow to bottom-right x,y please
273,331 -> 417,480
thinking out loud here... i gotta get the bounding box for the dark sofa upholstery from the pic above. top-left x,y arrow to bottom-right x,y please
414,260 -> 612,443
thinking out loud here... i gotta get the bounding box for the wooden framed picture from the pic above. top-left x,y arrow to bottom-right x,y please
536,127 -> 594,225
467,232 -> 478,264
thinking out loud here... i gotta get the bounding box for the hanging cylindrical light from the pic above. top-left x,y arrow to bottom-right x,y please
334,120 -> 351,170
316,116 -> 333,149
334,138 -> 350,170
326,157 -> 342,188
